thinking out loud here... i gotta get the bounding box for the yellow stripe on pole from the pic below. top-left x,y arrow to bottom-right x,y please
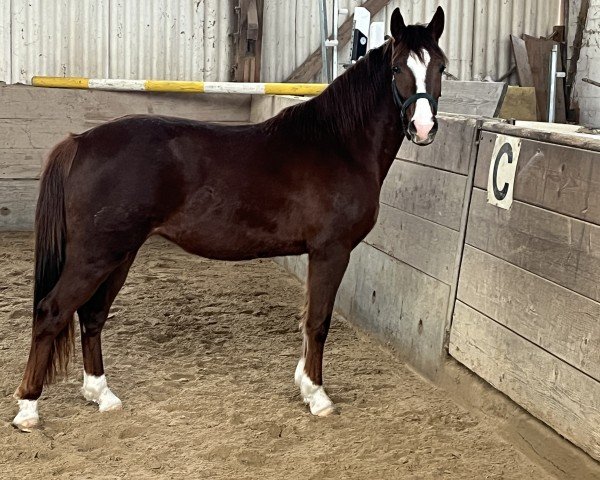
264,83 -> 327,95
144,80 -> 205,93
31,76 -> 89,89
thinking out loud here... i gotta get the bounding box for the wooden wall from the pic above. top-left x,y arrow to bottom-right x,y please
0,85 -> 252,230
254,96 -> 600,461
450,126 -> 600,461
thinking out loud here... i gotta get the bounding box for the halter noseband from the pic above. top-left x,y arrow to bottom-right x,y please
391,75 -> 438,139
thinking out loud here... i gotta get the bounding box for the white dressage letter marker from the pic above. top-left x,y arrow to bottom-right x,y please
487,134 -> 522,210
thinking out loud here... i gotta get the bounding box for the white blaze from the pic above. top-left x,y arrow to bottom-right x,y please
406,50 -> 434,141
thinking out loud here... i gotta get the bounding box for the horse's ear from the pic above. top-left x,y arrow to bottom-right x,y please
427,6 -> 445,41
390,8 -> 406,40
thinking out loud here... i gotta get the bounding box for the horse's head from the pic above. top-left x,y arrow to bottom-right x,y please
389,7 -> 446,146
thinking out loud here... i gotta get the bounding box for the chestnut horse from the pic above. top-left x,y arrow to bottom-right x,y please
13,7 -> 446,429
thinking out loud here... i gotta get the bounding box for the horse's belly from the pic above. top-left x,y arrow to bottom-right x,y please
155,214 -> 308,261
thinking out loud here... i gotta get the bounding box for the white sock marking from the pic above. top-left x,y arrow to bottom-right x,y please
13,399 -> 39,430
406,50 -> 434,140
82,372 -> 122,412
295,357 -> 335,416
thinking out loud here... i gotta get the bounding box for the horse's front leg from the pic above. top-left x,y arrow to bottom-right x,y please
295,244 -> 350,416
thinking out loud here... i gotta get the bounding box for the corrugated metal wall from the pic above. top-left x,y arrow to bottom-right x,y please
0,0 -> 562,85
0,0 -> 233,84
261,0 -> 562,82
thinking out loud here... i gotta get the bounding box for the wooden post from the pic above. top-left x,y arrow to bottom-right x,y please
233,0 -> 264,82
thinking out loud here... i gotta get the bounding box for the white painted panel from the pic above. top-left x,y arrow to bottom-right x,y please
10,0 -> 109,84
0,0 -> 10,83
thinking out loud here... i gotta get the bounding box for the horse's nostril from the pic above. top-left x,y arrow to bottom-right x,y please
408,121 -> 417,133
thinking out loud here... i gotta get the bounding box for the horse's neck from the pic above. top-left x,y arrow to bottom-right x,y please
345,88 -> 404,187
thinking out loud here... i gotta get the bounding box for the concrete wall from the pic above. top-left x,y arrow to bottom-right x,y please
0,85 -> 251,230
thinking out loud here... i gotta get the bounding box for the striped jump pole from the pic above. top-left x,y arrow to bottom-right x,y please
31,77 -> 328,96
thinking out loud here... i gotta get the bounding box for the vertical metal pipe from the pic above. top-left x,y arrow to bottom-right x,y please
548,44 -> 558,122
332,0 -> 339,79
318,0 -> 330,83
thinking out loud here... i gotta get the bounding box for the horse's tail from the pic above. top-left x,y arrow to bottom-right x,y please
34,134 -> 79,384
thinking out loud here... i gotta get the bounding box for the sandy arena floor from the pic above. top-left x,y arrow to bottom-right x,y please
0,233 -> 554,479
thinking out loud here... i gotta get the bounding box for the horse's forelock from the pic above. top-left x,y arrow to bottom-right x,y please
396,25 -> 446,63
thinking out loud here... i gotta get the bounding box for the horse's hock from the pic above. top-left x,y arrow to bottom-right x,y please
1,84 -> 600,471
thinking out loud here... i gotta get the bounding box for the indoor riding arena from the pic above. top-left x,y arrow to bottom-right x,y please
1,1 -> 600,479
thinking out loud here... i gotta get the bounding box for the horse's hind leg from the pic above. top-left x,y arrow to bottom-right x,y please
13,256 -> 125,430
295,245 -> 350,416
78,256 -> 135,412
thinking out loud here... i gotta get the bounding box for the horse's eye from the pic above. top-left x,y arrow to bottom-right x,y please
440,64 -> 446,73
392,66 -> 401,74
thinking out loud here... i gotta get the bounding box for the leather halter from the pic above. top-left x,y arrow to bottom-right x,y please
391,75 -> 438,139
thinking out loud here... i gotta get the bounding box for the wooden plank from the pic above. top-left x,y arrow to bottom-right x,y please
466,188 -> 600,303
475,131 -> 600,225
233,0 -> 264,82
450,302 -> 600,462
365,203 -> 459,285
250,95 -> 308,123
498,86 -> 537,120
350,242 -> 450,377
458,245 -> 600,381
250,95 -> 276,123
0,149 -> 43,179
285,0 -> 390,83
380,160 -> 467,231
483,121 -> 600,153
0,180 -> 38,231
439,81 -> 507,117
510,35 -> 534,87
523,36 -> 566,122
0,120 -> 80,150
0,85 -> 252,123
397,116 -> 477,175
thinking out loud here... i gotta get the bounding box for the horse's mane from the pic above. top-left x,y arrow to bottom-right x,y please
262,42 -> 392,144
262,26 -> 445,144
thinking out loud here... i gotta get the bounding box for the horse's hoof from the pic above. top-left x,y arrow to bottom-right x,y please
82,373 -> 122,412
313,404 -> 336,417
299,374 -> 336,417
99,392 -> 122,412
307,387 -> 336,417
12,399 -> 39,432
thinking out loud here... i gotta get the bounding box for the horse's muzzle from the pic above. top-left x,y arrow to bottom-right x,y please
407,118 -> 438,146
